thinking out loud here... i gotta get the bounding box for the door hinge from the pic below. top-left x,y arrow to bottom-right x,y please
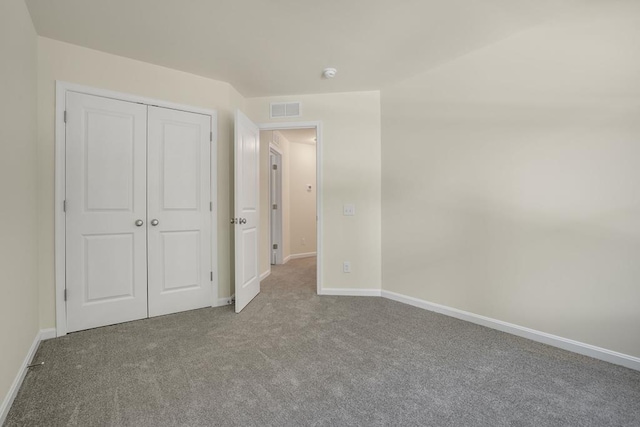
272,164 -> 278,170
273,244 -> 278,249
272,204 -> 277,210
210,131 -> 213,142
63,200 -> 67,212
210,201 -> 213,212
210,271 -> 213,281
63,111 -> 67,123
64,289 -> 67,301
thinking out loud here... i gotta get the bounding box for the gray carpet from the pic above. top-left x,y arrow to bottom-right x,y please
5,257 -> 640,426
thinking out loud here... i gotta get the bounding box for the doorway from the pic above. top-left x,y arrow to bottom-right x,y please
260,125 -> 320,294
232,114 -> 322,313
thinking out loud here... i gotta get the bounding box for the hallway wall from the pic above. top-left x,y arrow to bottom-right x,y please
259,130 -> 291,277
289,141 -> 317,256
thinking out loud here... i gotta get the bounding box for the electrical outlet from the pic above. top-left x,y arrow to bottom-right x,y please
343,204 -> 355,216
301,238 -> 306,246
343,261 -> 351,273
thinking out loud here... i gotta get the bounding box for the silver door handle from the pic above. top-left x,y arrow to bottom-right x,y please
151,219 -> 159,226
240,218 -> 247,224
135,219 -> 144,227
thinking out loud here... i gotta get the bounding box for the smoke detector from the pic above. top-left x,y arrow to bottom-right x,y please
322,68 -> 337,79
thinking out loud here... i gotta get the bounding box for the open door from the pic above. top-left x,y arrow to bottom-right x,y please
234,110 -> 260,313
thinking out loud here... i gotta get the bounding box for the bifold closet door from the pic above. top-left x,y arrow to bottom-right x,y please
65,92 -> 149,333
147,106 -> 212,317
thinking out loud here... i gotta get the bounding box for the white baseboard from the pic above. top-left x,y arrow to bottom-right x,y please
40,328 -> 56,341
320,288 -> 382,297
260,270 -> 271,281
283,255 -> 291,264
0,329 -> 53,424
214,295 -> 234,307
289,252 -> 316,260
381,290 -> 640,371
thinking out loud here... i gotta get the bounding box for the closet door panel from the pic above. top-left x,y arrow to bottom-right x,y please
147,106 -> 212,316
65,92 -> 148,333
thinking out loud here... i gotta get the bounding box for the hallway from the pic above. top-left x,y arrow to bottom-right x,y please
261,257 -> 316,295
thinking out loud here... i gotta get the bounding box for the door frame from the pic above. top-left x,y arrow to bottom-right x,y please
269,146 -> 283,265
258,122 -> 323,295
54,81 -> 219,337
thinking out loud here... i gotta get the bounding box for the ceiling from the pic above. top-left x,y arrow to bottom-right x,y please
25,0 -> 585,97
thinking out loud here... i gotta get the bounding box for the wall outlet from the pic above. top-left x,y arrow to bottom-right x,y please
301,238 -> 306,246
343,204 -> 355,216
343,261 -> 351,273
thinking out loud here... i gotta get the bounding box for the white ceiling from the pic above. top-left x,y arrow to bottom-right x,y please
25,0 -> 585,97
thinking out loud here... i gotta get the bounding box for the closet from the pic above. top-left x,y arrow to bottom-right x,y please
64,90 -> 214,333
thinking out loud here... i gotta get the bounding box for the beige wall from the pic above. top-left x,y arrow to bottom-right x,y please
381,1 -> 640,358
37,38 -> 241,328
289,142 -> 317,255
247,92 -> 381,291
0,0 -> 39,410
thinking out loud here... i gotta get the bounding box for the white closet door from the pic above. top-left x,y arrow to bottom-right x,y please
147,106 -> 212,317
65,92 -> 148,333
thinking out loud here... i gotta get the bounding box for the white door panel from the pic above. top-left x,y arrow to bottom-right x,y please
147,106 -> 212,317
65,92 -> 148,333
235,110 -> 260,313
84,233 -> 135,301
242,228 -> 258,282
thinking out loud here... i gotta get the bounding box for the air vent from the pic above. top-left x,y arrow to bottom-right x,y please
270,102 -> 301,119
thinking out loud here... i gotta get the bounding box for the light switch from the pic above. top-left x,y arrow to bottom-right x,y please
343,204 -> 355,216
343,261 -> 351,273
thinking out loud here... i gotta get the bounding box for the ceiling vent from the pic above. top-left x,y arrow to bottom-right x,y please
270,102 -> 301,119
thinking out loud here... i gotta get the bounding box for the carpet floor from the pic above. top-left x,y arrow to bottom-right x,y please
5,257 -> 640,426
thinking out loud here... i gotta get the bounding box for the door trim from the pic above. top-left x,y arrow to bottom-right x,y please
54,81 -> 218,337
269,147 -> 283,266
258,121 -> 323,296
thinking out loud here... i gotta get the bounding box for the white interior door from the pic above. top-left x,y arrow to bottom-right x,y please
234,110 -> 260,313
65,92 -> 148,332
147,106 -> 212,317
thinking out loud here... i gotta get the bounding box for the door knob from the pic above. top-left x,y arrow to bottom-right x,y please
135,219 -> 144,227
151,219 -> 159,226
240,218 -> 247,224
